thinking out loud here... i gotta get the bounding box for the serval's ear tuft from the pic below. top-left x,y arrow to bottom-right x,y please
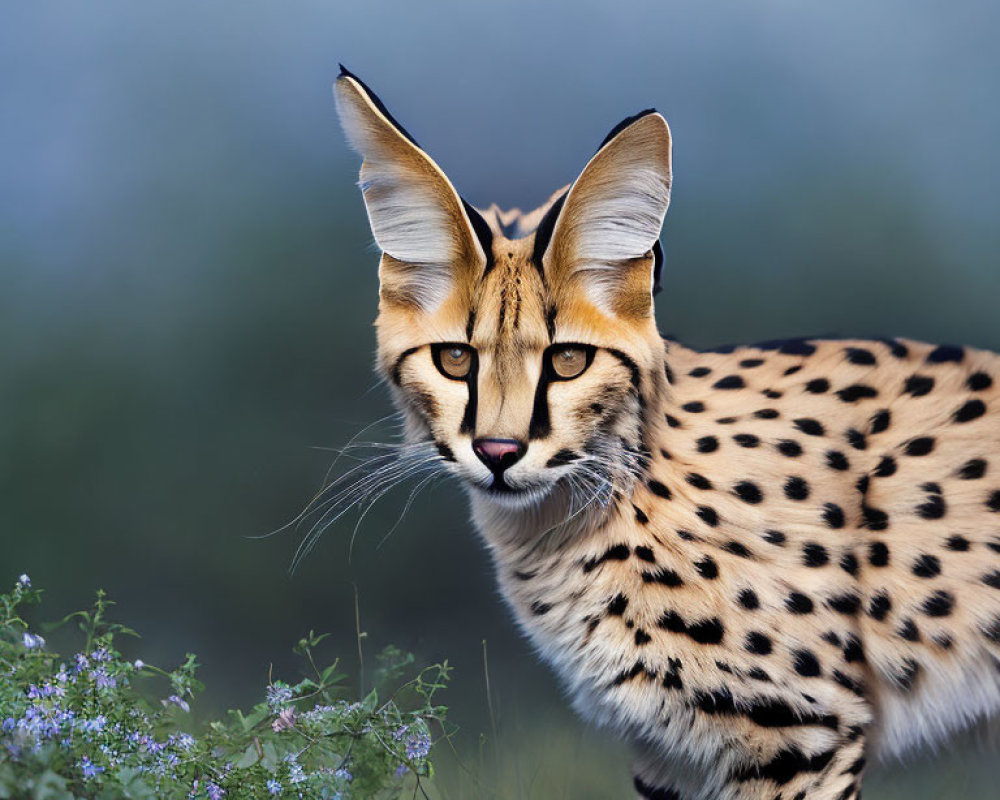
334,69 -> 488,310
541,110 -> 671,318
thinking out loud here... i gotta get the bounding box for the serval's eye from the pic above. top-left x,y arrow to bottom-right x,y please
550,346 -> 591,380
433,344 -> 474,379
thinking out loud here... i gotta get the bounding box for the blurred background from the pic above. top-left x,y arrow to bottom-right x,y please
2,1 -> 998,796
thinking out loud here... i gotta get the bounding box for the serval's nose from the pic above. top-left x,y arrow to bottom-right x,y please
472,438 -> 526,474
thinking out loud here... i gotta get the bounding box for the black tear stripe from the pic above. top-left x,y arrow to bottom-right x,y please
529,367 -> 554,439
458,351 -> 479,436
390,346 -> 421,386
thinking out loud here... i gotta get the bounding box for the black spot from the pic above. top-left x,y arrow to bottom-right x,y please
870,409 -> 891,434
838,384 -> 879,403
715,416 -> 737,424
958,459 -> 987,480
697,506 -> 720,527
733,433 -> 760,448
723,541 -> 753,559
695,556 -> 719,579
891,658 -> 921,692
968,372 -> 993,391
923,590 -> 955,616
676,529 -> 696,541
802,543 -> 829,568
435,441 -> 456,462
607,593 -> 629,615
762,389 -> 783,399
793,650 -> 821,677
681,401 -> 706,413
733,481 -> 764,504
583,544 -> 631,572
657,611 -> 725,645
822,503 -> 846,529
988,491 -> 1000,512
828,593 -> 861,616
777,440 -> 803,457
665,413 -> 681,428
764,530 -> 787,546
713,375 -> 745,390
884,338 -> 910,358
747,667 -> 772,683
846,347 -> 877,365
634,546 -> 655,562
868,592 -> 891,621
634,629 -> 652,646
696,436 -> 719,453
784,365 -> 802,376
821,631 -> 841,647
805,378 -> 830,394
916,493 -> 947,520
786,593 -> 814,614
982,572 -> 1000,590
862,504 -> 889,531
740,358 -> 764,368
873,455 -> 897,477
905,437 -> 935,457
591,402 -> 605,415
912,554 -> 941,578
793,418 -> 825,436
953,399 -> 986,423
745,632 -> 773,655
733,747 -> 836,786
840,553 -> 859,576
689,366 -> 712,377
531,601 -> 552,615
869,541 -> 890,567
904,375 -> 935,397
642,567 -> 684,587
856,475 -> 870,495
634,506 -> 649,525
546,449 -> 579,467
825,450 -> 850,471
846,428 -> 867,450
928,344 -> 964,363
737,589 -> 760,610
983,617 -> 1000,643
755,409 -> 780,419
833,670 -> 867,698
842,634 -> 865,662
933,634 -> 954,650
685,473 -> 713,490
945,535 -> 970,551
648,479 -> 673,500
784,476 -> 810,501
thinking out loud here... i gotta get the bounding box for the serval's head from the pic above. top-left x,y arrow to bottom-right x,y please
334,67 -> 671,515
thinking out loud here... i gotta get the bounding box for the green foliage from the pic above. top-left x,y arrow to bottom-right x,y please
0,576 -> 451,799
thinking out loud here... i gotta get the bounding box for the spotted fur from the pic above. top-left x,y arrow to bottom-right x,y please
334,69 -> 1000,799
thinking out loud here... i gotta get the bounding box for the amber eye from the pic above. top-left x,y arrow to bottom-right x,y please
550,346 -> 591,380
433,344 -> 473,379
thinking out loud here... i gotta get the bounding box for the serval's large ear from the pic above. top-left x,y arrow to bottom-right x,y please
538,110 -> 671,319
334,67 -> 489,310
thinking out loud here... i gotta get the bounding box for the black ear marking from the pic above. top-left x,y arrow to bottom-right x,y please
597,108 -> 659,150
461,199 -> 495,274
531,190 -> 568,270
652,239 -> 664,297
337,64 -> 421,148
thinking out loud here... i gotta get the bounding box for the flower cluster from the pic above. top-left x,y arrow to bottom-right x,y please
0,576 -> 451,799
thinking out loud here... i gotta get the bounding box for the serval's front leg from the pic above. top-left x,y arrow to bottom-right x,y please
633,729 -> 868,800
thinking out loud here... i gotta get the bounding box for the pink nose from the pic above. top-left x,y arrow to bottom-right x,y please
473,438 -> 526,473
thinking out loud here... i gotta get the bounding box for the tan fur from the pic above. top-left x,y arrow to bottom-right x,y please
334,72 -> 1000,799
